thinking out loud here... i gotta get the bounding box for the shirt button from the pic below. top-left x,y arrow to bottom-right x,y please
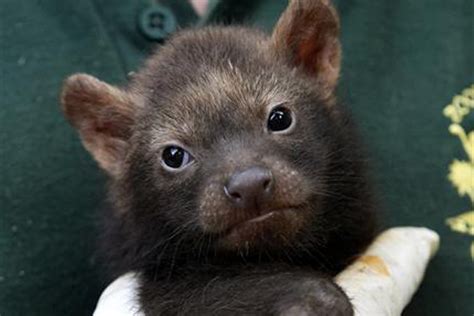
138,5 -> 177,41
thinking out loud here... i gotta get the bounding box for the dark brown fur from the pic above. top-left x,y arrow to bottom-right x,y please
61,1 -> 377,315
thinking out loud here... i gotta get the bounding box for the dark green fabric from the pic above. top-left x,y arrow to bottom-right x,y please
1,0 -> 472,315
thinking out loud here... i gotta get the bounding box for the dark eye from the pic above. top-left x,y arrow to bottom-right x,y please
267,106 -> 293,132
161,146 -> 194,170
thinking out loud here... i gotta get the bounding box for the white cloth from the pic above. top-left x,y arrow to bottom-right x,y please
93,272 -> 144,316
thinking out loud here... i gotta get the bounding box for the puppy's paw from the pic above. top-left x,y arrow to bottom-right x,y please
275,279 -> 353,316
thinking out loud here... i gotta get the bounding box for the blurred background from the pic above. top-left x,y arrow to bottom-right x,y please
1,0 -> 473,315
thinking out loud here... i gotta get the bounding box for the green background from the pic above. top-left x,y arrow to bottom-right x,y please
1,0 -> 472,315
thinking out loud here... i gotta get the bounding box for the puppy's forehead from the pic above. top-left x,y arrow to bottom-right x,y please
152,68 -> 285,148
133,27 -> 298,147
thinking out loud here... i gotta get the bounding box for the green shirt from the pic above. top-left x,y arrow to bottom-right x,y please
1,0 -> 472,315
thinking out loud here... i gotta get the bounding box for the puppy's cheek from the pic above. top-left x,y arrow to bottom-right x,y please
264,159 -> 313,207
198,181 -> 232,233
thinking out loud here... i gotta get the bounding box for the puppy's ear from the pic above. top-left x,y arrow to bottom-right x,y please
272,0 -> 341,93
61,74 -> 137,177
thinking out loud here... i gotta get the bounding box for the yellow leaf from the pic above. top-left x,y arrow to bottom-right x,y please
448,160 -> 474,203
446,211 -> 474,236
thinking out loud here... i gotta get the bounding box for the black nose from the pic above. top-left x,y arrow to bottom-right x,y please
224,166 -> 274,209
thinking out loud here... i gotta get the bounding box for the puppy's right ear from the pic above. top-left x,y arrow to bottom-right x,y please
272,0 -> 341,94
61,74 -> 136,177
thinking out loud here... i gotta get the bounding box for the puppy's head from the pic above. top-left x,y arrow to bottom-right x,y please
61,0 -> 362,261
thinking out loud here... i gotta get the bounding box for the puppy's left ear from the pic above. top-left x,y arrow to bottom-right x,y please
60,74 -> 138,177
272,0 -> 341,93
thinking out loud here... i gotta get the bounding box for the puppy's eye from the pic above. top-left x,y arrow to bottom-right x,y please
161,146 -> 194,170
267,106 -> 293,132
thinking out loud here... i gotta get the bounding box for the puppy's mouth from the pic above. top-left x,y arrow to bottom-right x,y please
229,208 -> 292,230
218,206 -> 306,249
243,211 -> 277,224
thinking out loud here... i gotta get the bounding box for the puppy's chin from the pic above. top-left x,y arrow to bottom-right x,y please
215,205 -> 312,251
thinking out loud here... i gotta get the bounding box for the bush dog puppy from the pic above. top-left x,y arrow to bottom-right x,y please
61,0 -> 377,314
